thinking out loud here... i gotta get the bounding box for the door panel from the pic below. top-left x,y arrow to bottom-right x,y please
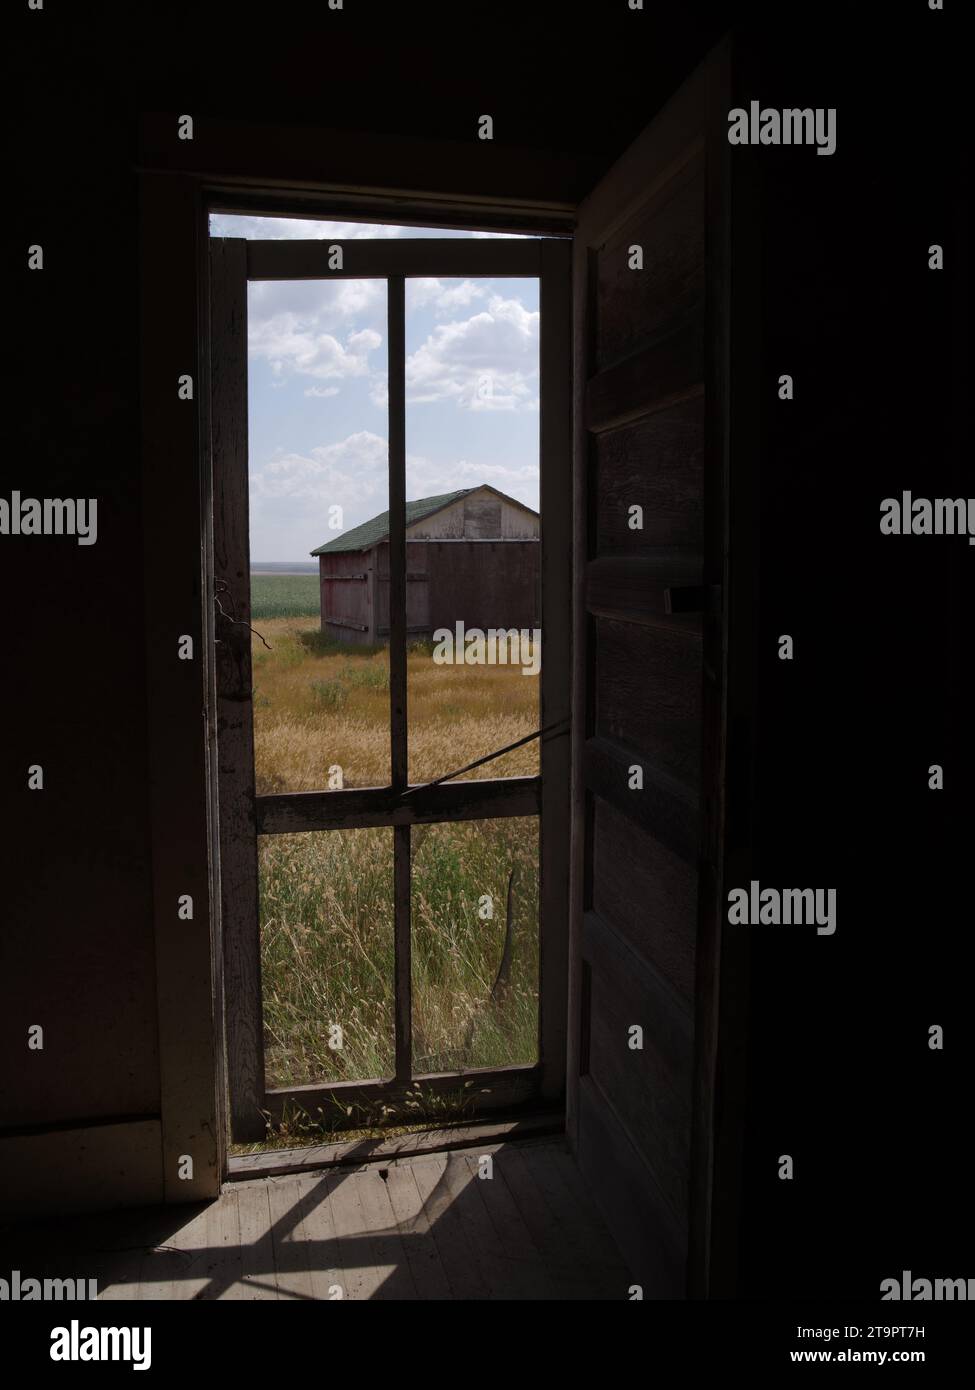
595,618 -> 703,784
595,153 -> 706,372
591,797 -> 697,999
594,397 -> 705,553
568,38 -> 755,1297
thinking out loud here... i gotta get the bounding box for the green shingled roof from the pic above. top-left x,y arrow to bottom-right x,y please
310,488 -> 475,555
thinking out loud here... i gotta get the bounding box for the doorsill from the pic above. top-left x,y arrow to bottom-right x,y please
225,1109 -> 564,1183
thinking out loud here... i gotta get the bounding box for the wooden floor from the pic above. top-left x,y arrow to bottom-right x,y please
0,1138 -> 632,1300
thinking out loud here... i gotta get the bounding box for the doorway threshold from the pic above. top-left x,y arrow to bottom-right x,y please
226,1109 -> 564,1183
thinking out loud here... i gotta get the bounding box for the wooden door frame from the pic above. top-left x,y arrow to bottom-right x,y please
208,227 -> 571,1143
138,78 -> 751,1262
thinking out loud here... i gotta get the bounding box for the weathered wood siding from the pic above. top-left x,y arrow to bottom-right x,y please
406,491 -> 538,541
426,540 -> 540,633
373,541 -> 430,638
372,539 -> 539,638
319,550 -> 373,640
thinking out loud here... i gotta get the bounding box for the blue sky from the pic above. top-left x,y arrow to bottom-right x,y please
209,215 -> 542,561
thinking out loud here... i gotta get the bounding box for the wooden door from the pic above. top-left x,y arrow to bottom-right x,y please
567,39 -> 758,1298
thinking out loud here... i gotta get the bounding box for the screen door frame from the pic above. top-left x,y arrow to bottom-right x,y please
209,233 -> 571,1143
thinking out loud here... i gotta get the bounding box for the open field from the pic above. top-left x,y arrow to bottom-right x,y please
252,613 -> 541,1126
250,572 -> 320,620
251,617 -> 539,791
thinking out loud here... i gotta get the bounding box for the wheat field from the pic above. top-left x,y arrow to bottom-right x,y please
252,618 -> 539,793
252,616 -> 541,1131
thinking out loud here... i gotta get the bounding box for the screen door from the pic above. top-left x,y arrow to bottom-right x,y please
210,235 -> 570,1143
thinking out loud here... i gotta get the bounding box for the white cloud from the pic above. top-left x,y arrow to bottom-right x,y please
470,228 -> 539,239
348,328 -> 382,353
253,431 -> 388,503
408,278 -> 487,316
245,278 -> 386,399
211,215 -> 406,241
250,431 -> 390,555
404,294 -> 539,410
304,385 -> 341,398
248,276 -> 384,327
405,456 -> 539,512
209,214 -> 536,241
249,317 -> 382,384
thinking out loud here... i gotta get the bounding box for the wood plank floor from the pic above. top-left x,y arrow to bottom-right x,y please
0,1138 -> 633,1300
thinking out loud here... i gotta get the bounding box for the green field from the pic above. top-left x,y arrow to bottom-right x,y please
250,573 -> 320,620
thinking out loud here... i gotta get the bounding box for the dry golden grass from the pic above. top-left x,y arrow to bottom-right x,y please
251,619 -> 541,1123
251,618 -> 539,792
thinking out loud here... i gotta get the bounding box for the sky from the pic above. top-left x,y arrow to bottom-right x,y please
209,215 -> 544,562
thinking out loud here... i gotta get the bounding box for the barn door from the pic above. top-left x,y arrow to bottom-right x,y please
567,38 -> 758,1297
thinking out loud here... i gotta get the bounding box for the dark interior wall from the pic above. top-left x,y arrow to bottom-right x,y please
732,17 -> 973,1297
3,25 -> 159,1129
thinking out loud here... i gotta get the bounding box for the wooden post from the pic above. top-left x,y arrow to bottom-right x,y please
387,277 -> 412,1081
211,238 -> 266,1144
140,180 -> 223,1191
538,239 -> 572,1100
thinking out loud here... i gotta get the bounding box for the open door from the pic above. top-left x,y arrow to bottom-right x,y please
567,37 -> 758,1298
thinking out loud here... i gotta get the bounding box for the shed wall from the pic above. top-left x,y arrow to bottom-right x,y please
426,540 -> 541,633
319,550 -> 373,642
406,493 -> 538,541
343,539 -> 541,642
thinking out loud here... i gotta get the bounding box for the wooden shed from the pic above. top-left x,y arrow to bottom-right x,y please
311,484 -> 540,645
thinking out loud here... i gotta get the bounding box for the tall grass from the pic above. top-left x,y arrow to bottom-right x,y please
260,819 -> 538,1091
410,818 -> 538,1075
252,617 -> 541,1135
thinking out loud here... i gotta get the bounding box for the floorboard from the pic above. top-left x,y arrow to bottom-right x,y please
0,1138 -> 631,1301
461,1151 -> 560,1300
268,1173 -> 315,1300
294,1173 -> 345,1301
382,1161 -> 454,1300
236,1178 -> 279,1299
